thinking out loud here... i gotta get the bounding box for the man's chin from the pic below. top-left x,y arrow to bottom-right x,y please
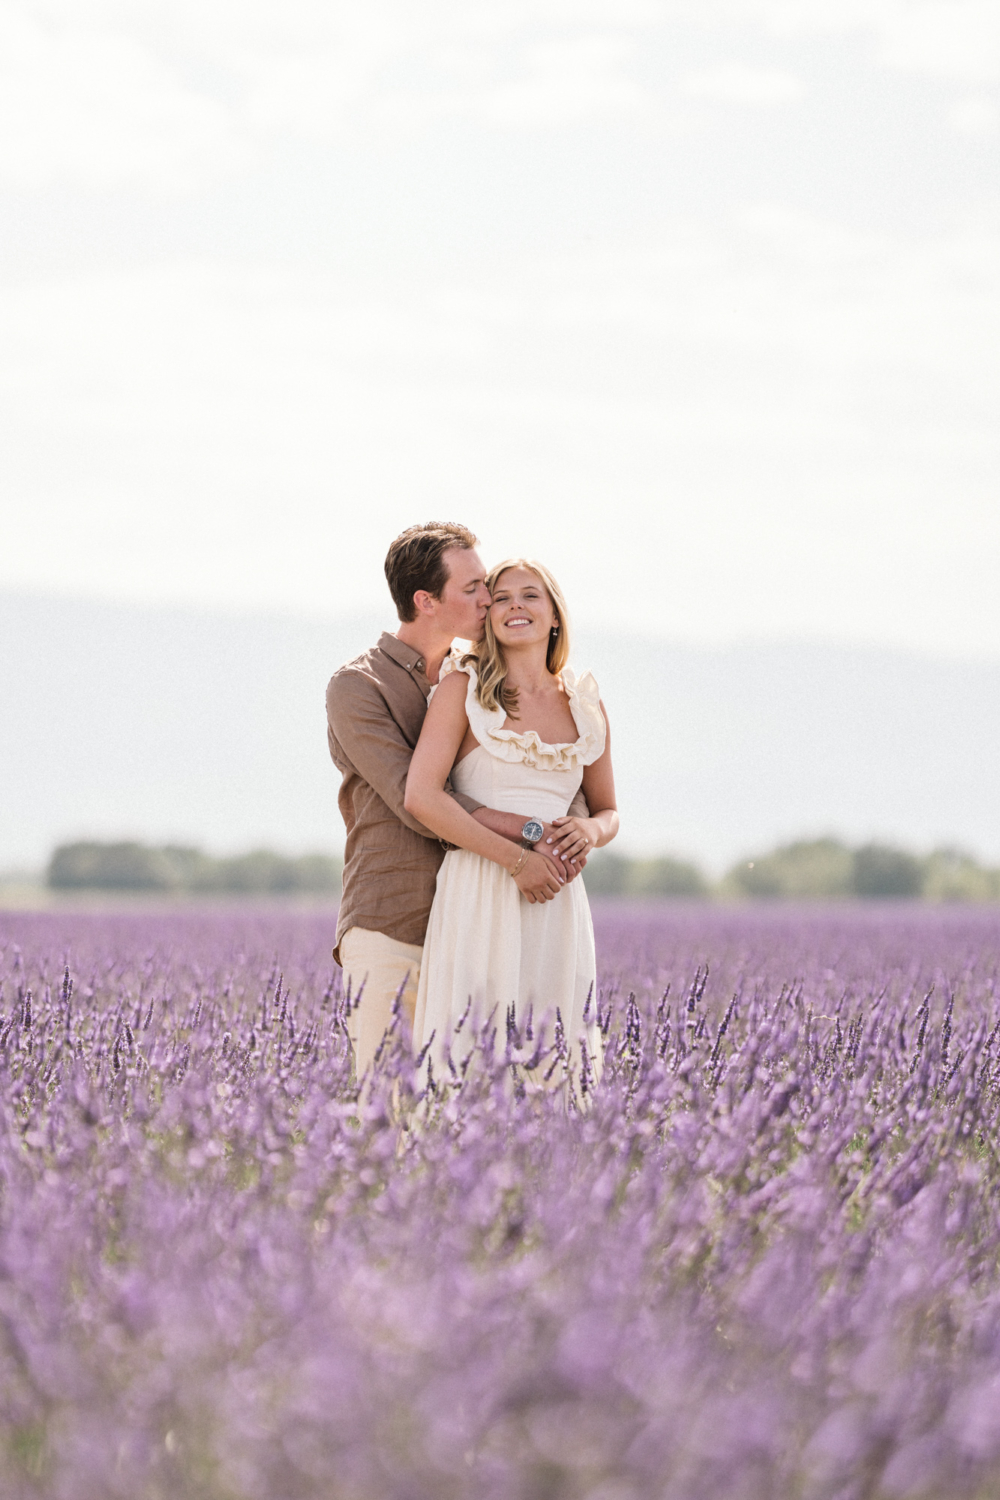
448,628 -> 484,650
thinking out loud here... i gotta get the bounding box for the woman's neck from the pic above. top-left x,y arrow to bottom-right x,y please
504,643 -> 555,696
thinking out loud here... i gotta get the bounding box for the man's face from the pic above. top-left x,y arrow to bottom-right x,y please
434,546 -> 490,642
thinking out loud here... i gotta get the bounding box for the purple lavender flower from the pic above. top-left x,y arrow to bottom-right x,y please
0,902 -> 998,1497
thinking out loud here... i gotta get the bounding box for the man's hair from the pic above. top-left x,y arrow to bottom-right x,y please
384,522 -> 478,622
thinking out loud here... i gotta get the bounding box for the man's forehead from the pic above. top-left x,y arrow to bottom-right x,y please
442,545 -> 485,583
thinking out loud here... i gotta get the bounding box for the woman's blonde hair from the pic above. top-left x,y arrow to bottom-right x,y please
467,559 -> 571,717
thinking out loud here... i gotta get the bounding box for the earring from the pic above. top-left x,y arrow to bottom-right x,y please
551,625 -> 559,635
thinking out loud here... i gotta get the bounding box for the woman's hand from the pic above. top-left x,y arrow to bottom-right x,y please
513,848 -> 565,903
548,815 -> 602,863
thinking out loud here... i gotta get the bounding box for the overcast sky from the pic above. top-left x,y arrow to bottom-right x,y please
2,0 -> 997,654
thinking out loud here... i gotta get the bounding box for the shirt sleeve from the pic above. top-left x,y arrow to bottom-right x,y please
327,670 -> 481,840
567,786 -> 590,819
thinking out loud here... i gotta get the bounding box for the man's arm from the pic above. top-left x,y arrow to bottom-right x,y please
471,786 -> 591,881
327,670 -> 481,840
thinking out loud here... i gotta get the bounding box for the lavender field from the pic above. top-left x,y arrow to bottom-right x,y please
3,904 -> 1000,1499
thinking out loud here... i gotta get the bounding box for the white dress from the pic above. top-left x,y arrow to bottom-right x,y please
413,650 -> 606,1089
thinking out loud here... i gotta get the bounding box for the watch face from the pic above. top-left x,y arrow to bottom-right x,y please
522,819 -> 544,844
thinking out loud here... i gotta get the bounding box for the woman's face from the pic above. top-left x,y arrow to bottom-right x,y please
489,567 -> 558,651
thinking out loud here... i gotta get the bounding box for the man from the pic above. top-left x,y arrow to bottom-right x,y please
326,521 -> 587,1076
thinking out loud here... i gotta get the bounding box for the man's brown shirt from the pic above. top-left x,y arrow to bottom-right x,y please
326,632 -> 482,959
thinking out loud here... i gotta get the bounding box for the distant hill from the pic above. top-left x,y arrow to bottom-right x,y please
47,841 -> 342,895
3,590 -> 999,870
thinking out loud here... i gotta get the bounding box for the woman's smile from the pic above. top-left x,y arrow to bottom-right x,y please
490,567 -> 557,641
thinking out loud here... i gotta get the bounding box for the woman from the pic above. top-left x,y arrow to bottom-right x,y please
404,558 -> 618,1089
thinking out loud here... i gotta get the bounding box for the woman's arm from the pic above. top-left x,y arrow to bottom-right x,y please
551,702 -> 619,859
405,674 -> 566,904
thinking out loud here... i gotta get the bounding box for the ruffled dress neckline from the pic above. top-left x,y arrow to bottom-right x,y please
437,644 -> 606,771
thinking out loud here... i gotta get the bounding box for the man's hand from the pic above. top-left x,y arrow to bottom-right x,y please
513,849 -> 565,904
536,840 -> 580,885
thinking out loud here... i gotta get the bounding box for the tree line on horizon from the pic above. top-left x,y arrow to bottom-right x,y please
44,837 -> 1000,902
47,843 -> 343,896
586,838 -> 1000,901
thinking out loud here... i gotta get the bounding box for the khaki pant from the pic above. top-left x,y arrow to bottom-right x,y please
339,926 -> 422,1077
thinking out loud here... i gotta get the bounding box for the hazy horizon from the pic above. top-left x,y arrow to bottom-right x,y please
5,588 -> 999,875
8,581 -> 1000,665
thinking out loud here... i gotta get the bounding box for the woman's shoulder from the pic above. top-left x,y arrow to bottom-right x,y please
428,667 -> 470,707
428,643 -> 486,718
437,641 -> 479,685
560,665 -> 601,706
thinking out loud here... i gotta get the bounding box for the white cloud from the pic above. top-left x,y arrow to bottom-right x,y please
949,95 -> 1000,137
236,30 -> 647,137
0,4 -> 651,182
1,213 -> 997,651
474,35 -> 648,127
1,0 -> 996,654
680,61 -> 803,106
4,0 -> 1000,190
877,1 -> 1000,84
652,1 -> 1000,85
26,0 -> 656,48
774,0 -> 998,84
236,47 -> 384,137
0,6 -> 244,189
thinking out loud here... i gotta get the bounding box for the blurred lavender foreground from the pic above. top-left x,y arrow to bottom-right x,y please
3,907 -> 1000,1498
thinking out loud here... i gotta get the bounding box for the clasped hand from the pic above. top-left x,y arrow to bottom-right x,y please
546,816 -> 599,866
513,819 -> 595,904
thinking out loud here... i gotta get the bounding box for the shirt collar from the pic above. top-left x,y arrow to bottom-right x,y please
378,631 -> 428,683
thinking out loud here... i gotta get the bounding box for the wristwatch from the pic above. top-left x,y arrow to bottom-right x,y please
520,818 -> 545,848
